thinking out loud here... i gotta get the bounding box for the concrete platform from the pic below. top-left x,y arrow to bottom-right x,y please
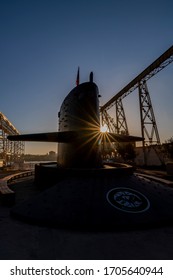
1,173 -> 173,259
11,172 -> 173,230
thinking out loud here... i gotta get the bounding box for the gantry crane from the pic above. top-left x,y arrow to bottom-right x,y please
100,46 -> 173,164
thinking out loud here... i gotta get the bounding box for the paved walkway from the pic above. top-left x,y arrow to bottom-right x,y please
136,168 -> 173,182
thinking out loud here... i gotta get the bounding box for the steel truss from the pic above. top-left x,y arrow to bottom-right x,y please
101,46 -> 173,111
0,112 -> 24,166
100,46 -> 173,164
138,81 -> 160,145
138,81 -> 161,165
101,99 -> 129,135
101,110 -> 117,133
115,98 -> 129,135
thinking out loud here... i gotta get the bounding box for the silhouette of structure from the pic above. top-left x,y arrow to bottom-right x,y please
0,112 -> 24,166
100,46 -> 173,164
6,70 -> 173,231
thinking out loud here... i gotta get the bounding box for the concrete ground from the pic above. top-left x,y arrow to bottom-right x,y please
1,176 -> 173,260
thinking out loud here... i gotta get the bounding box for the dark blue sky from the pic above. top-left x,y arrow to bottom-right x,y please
1,0 -> 173,153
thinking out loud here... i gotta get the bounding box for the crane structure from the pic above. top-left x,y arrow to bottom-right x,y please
100,46 -> 173,164
0,112 -> 24,167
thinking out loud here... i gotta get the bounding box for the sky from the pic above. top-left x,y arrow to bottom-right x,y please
0,0 -> 173,154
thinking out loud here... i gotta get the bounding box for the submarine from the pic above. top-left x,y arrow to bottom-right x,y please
8,71 -> 173,231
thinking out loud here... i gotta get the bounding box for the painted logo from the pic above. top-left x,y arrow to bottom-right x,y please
107,187 -> 150,213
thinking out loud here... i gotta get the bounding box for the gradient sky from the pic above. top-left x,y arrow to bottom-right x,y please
1,0 -> 173,154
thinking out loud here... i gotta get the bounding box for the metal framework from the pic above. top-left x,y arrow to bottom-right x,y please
138,81 -> 160,145
0,112 -> 24,166
138,81 -> 161,164
101,45 -> 173,111
100,100 -> 129,135
115,98 -> 129,135
100,45 -> 173,164
101,110 -> 117,133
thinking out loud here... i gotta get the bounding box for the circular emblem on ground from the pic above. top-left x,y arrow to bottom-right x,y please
107,188 -> 150,213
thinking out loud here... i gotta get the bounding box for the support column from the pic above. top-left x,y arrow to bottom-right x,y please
138,81 -> 160,165
115,98 -> 129,135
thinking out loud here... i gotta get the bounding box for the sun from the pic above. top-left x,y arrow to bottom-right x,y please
100,124 -> 108,133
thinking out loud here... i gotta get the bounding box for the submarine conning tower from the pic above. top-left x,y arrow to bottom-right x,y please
57,73 -> 102,168
10,69 -> 173,232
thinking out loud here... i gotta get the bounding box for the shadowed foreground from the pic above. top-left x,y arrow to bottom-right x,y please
0,177 -> 173,260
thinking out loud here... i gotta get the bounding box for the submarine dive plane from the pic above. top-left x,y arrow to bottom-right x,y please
8,72 -> 142,168
7,72 -> 173,230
